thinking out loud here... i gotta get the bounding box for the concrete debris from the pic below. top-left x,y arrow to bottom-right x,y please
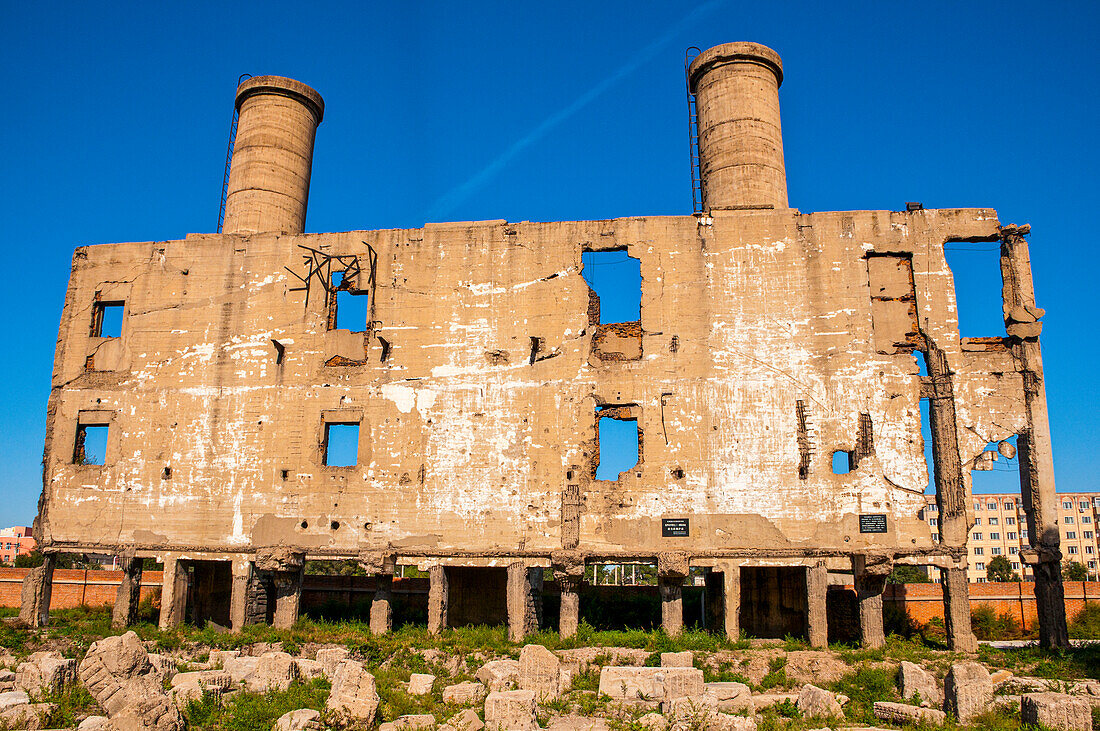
476,659 -> 520,692
702,682 -> 753,713
326,660 -> 380,727
316,647 -> 351,679
295,658 -> 327,680
380,715 -> 437,730
484,690 -> 539,731
660,652 -> 693,668
77,631 -> 182,731
598,667 -> 705,705
250,651 -> 300,692
519,644 -> 561,699
274,708 -> 322,731
636,712 -> 669,730
944,662 -> 993,723
0,701 -> 52,730
796,684 -> 843,719
1021,693 -> 1093,731
897,660 -> 941,707
0,691 -> 30,711
442,681 -> 488,705
544,715 -> 610,730
872,701 -> 947,725
439,708 -> 485,731
407,673 -> 436,696
15,651 -> 77,696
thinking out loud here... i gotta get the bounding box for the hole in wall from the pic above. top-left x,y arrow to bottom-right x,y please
943,241 -> 1005,337
324,423 -> 360,466
971,435 -> 1020,494
330,271 -> 370,332
301,520 -> 309,529
92,301 -> 124,338
581,250 -> 641,323
595,408 -> 639,480
330,521 -> 340,530
281,469 -> 289,481
74,424 -> 108,465
832,451 -> 854,475
162,466 -> 172,479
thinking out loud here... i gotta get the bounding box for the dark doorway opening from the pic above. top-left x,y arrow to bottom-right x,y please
739,566 -> 808,639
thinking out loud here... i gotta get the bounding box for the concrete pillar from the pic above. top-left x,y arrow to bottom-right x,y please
722,562 -> 741,641
559,574 -> 581,638
852,556 -> 886,649
687,42 -> 788,210
159,556 -> 188,630
806,562 -> 828,648
428,565 -> 448,635
659,575 -> 684,636
508,562 -> 540,642
229,559 -> 252,632
1002,228 -> 1069,650
272,567 -> 303,629
222,76 -> 325,235
111,554 -> 144,629
370,574 -> 393,635
943,566 -> 979,652
18,553 -> 56,628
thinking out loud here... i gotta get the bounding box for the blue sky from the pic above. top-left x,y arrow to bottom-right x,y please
1,1 -> 1097,524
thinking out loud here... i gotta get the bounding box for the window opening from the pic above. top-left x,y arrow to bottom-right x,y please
832,450 -> 854,474
74,424 -> 108,465
914,350 -> 929,376
971,435 -> 1019,494
324,423 -> 359,466
330,271 -> 370,332
92,301 -> 124,338
943,240 -> 1005,337
581,250 -> 641,324
595,406 -> 639,480
920,397 -> 935,495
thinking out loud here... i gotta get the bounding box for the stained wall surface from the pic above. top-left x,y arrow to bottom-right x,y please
37,206 -> 1026,567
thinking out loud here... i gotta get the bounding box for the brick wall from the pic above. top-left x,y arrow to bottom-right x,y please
876,581 -> 1100,629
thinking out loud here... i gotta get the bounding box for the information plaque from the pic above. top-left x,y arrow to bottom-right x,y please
859,514 -> 888,533
662,518 -> 689,537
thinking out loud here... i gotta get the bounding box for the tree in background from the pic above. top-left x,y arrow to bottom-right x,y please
986,555 -> 1020,582
1062,560 -> 1089,581
886,565 -> 931,584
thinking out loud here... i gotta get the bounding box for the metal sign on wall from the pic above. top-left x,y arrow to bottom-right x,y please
662,518 -> 689,537
859,514 -> 887,533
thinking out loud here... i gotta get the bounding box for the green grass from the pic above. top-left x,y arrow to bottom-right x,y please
183,679 -> 331,731
35,684 -> 102,728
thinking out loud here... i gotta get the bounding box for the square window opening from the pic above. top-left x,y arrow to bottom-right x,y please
943,240 -> 1005,337
581,249 -> 641,324
324,423 -> 360,467
971,435 -> 1020,497
92,301 -> 124,338
74,424 -> 108,465
330,271 -> 370,332
831,450 -> 854,474
595,409 -> 639,480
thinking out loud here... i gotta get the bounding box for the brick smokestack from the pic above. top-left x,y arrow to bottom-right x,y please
688,42 -> 788,210
222,76 -> 325,235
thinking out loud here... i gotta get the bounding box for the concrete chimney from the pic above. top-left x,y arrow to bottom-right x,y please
688,42 -> 787,210
222,75 -> 325,235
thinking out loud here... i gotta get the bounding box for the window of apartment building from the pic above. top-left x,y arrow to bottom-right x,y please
989,517 -> 999,525
1081,501 -> 1090,511
931,533 -> 939,541
1065,516 -> 1075,524
990,532 -> 1000,540
1068,545 -> 1079,555
1063,501 -> 1073,509
974,502 -> 982,511
929,517 -> 938,527
972,533 -> 982,541
1090,561 -> 1098,570
1021,529 -> 1028,539
1066,531 -> 1076,539
975,562 -> 986,571
1083,516 -> 1092,524
974,517 -> 982,526
1087,546 -> 1096,555
1012,562 -> 1020,570
1094,497 -> 1100,508
1004,500 -> 1014,509
987,502 -> 996,510
91,299 -> 124,338
1007,532 -> 1017,540
991,547 -> 1002,555
1006,516 -> 1016,525
323,422 -> 360,466
974,547 -> 984,555
1009,547 -> 1019,554
928,504 -> 938,512
1085,531 -> 1094,539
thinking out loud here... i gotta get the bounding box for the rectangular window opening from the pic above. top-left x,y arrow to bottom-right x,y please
832,450 -> 854,474
595,407 -> 639,480
581,249 -> 641,324
330,271 -> 370,332
92,301 -> 124,338
323,422 -> 360,467
943,240 -> 1005,338
74,424 -> 108,465
971,435 -> 1020,497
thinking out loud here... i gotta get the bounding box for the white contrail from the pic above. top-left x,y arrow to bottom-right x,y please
422,0 -> 726,222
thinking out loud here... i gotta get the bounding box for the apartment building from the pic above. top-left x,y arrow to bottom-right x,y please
921,494 -> 1100,582
0,526 -> 35,565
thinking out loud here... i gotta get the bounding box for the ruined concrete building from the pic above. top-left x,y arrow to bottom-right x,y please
24,42 -> 1069,649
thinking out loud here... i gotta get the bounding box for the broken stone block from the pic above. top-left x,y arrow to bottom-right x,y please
484,690 -> 538,731
665,694 -> 718,724
0,701 -> 52,730
703,681 -> 753,712
559,663 -> 578,692
327,660 -> 380,727
636,712 -> 669,730
380,715 -> 437,731
0,669 -> 13,692
295,658 -> 326,681
873,701 -> 947,724
147,653 -> 175,685
1021,692 -> 1093,731
77,716 -> 112,730
897,661 -> 941,707
223,655 -> 261,685
248,651 -> 299,692
660,651 -> 693,667
750,693 -> 799,710
598,666 -> 704,704
208,649 -> 240,668
316,647 -> 351,679
796,684 -> 843,719
77,631 -> 182,731
944,662 -> 993,723
170,670 -> 232,691
439,708 -> 485,731
476,659 -> 520,691
15,651 -> 78,695
708,715 -> 757,731
555,647 -> 650,670
0,691 -> 30,711
443,681 -> 487,705
274,708 -> 322,731
407,673 -> 436,696
519,644 -> 561,699
544,715 -> 610,730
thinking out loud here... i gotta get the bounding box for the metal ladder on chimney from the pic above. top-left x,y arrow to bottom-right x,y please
685,47 -> 703,215
217,74 -> 252,233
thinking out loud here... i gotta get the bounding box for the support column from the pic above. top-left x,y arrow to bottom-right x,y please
659,577 -> 684,636
806,561 -> 828,648
507,561 -> 539,642
942,565 -> 978,652
272,567 -> 303,629
722,561 -> 741,641
159,556 -> 188,630
553,552 -> 584,639
852,556 -> 886,649
229,558 -> 252,632
370,574 -> 393,635
112,553 -> 144,629
428,565 -> 448,635
18,553 -> 56,628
